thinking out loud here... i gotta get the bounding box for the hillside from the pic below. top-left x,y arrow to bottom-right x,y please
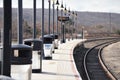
0,8 -> 120,25
0,8 -> 120,38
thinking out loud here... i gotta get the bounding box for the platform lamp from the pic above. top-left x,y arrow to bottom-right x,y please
64,4 -> 67,41
52,0 -> 55,36
68,7 -> 71,41
41,0 -> 44,72
82,26 -> 84,39
75,12 -> 78,39
2,0 -> 12,76
60,0 -> 65,43
54,0 -> 60,49
48,0 -> 51,34
64,4 -> 67,15
71,11 -> 75,40
55,0 -> 59,35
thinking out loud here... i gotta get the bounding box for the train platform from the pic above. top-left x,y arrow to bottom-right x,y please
31,39 -> 84,80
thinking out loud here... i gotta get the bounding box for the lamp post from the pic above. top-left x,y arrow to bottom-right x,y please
82,26 -> 84,39
56,0 -> 59,35
48,0 -> 51,34
18,0 -> 23,44
64,4 -> 67,42
71,11 -> 75,40
52,0 -> 55,35
68,8 -> 71,41
75,12 -> 77,39
3,0 -> 12,76
41,0 -> 45,72
60,0 -> 65,43
33,0 -> 36,39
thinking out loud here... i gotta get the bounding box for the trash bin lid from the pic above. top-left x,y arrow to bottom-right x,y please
24,38 -> 42,42
50,34 -> 55,38
24,39 -> 43,51
44,35 -> 53,39
44,34 -> 52,38
12,44 -> 32,50
11,44 -> 32,65
43,35 -> 53,43
54,34 -> 58,39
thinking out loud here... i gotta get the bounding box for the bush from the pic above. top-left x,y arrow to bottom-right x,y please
115,29 -> 120,35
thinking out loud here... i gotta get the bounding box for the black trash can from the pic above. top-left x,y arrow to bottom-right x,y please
49,34 -> 56,52
11,44 -> 32,80
43,35 -> 53,59
54,34 -> 59,49
55,34 -> 58,39
49,34 -> 55,39
24,39 -> 43,73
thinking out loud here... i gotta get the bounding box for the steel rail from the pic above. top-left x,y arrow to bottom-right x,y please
83,39 -> 119,80
98,41 -> 119,80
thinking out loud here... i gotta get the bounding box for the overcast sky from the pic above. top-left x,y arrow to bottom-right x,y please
0,0 -> 120,13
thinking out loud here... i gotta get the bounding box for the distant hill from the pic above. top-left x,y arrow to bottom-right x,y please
0,8 -> 120,36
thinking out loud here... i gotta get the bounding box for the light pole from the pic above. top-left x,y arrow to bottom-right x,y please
82,26 -> 84,39
18,0 -> 23,44
48,0 -> 51,34
75,12 -> 77,39
72,11 -> 75,40
33,0 -> 36,39
68,8 -> 71,41
56,0 -> 59,35
64,4 -> 67,42
3,0 -> 12,76
60,0 -> 64,43
52,0 -> 55,35
41,0 -> 45,72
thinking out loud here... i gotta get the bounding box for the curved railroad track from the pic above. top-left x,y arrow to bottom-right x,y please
73,37 -> 120,80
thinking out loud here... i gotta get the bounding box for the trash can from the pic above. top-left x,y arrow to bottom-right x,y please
11,44 -> 32,80
24,39 -> 42,73
54,34 -> 59,49
43,35 -> 53,59
50,34 -> 55,53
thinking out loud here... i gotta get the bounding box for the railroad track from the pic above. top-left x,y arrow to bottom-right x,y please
73,38 -> 120,80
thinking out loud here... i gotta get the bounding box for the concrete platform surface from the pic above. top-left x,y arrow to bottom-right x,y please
31,39 -> 83,80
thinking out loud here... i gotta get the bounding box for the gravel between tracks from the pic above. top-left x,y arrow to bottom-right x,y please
102,41 -> 120,80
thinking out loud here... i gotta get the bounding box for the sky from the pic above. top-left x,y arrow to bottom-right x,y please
0,0 -> 120,13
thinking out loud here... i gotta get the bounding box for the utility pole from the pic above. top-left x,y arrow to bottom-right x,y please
109,13 -> 112,33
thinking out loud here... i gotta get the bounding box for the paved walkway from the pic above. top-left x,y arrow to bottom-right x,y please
32,39 -> 84,80
102,41 -> 120,80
